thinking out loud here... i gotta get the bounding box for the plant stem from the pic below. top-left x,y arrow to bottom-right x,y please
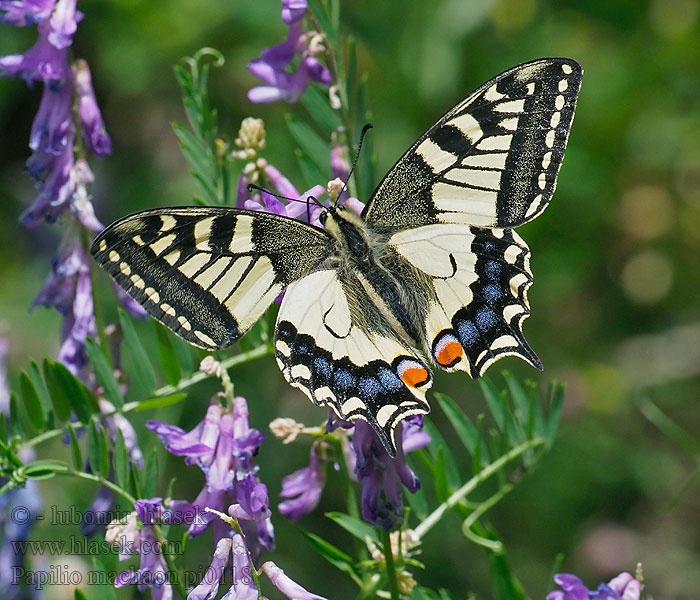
414,438 -> 545,539
382,528 -> 401,600
17,344 -> 272,451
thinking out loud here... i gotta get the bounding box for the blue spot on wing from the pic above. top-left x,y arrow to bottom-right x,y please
484,261 -> 501,281
377,366 -> 404,391
482,284 -> 502,303
314,357 -> 332,378
476,307 -> 497,331
333,369 -> 355,392
358,377 -> 382,398
457,319 -> 479,348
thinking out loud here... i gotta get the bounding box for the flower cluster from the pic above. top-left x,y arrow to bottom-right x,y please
247,0 -> 333,104
548,571 -> 642,600
273,415 -> 430,530
233,117 -> 363,229
147,393 -> 274,560
110,498 -> 174,600
0,0 -> 120,376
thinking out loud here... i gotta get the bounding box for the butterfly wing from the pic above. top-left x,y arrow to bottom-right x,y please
363,57 -> 582,231
274,268 -> 432,456
389,223 -> 539,378
91,207 -> 334,349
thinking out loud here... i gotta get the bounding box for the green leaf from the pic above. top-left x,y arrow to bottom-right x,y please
135,393 -> 187,412
67,423 -> 83,471
129,460 -> 142,499
154,322 -> 181,386
435,393 -> 479,456
28,360 -> 53,426
91,557 -> 118,600
326,512 -> 380,544
42,359 -> 71,422
74,589 -> 89,600
404,478 -> 428,521
301,84 -> 342,135
118,309 -> 156,398
307,0 -> 336,47
297,528 -> 357,576
423,418 -> 460,488
10,392 -> 31,437
113,428 -> 129,490
19,371 -> 44,430
23,459 -> 69,480
479,377 -> 505,432
142,450 -> 158,498
503,372 -> 531,435
85,338 -> 124,409
286,115 -> 330,179
45,360 -> 99,422
87,420 -> 109,479
432,446 -> 450,502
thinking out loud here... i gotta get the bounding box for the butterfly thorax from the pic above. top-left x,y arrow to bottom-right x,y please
321,206 -> 426,346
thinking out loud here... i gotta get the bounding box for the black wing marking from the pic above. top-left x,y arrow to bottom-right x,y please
389,224 -> 540,378
363,57 -> 582,231
91,207 -> 334,349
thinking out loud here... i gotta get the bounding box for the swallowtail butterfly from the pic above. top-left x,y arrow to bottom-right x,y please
92,58 -> 582,456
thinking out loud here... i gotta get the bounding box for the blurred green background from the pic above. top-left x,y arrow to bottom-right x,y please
2,0 -> 700,598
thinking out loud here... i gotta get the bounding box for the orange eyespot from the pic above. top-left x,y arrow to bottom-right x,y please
433,333 -> 463,368
396,358 -> 431,388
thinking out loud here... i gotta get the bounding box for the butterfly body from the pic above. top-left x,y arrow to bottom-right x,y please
92,58 -> 583,455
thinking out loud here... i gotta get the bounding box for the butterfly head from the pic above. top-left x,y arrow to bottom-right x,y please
320,204 -> 371,262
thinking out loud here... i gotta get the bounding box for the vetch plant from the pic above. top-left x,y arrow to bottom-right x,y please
0,2 -> 650,600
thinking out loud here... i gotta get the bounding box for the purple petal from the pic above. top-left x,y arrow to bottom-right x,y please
74,59 -> 112,157
301,56 -> 332,86
146,419 -> 213,460
0,19 -> 68,83
261,561 -> 327,600
248,84 -> 289,104
235,173 -> 250,209
258,24 -> 301,67
220,534 -> 258,600
281,0 -> 307,24
29,77 -> 72,155
187,537 -> 232,600
0,0 -> 56,26
278,443 -> 324,520
206,412 -> 234,491
48,0 -> 79,49
263,163 -> 299,200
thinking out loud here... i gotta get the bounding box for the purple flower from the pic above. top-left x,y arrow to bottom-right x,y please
547,572 -> 642,600
261,561 -> 327,600
148,397 -> 274,558
281,0 -> 307,24
0,0 -> 56,27
47,0 -> 80,50
114,498 -> 173,600
353,416 -> 430,530
146,402 -> 222,465
29,74 -> 72,155
32,235 -> 96,375
0,18 -> 67,83
248,22 -> 332,104
187,536 -> 232,600
80,485 -> 114,537
74,59 -> 111,157
221,534 -> 258,600
278,442 -> 325,520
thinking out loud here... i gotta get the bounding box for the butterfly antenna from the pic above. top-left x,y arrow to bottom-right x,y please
336,123 -> 373,206
247,184 -> 323,208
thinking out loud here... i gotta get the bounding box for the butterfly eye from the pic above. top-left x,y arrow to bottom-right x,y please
319,211 -> 328,225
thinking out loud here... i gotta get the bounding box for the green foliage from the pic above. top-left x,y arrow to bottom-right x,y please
172,48 -> 236,206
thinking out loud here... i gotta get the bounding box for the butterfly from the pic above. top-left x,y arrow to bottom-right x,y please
92,57 -> 582,456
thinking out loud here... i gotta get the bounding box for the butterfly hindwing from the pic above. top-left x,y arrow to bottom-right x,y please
363,57 -> 582,231
389,223 -> 540,378
274,268 -> 431,456
91,207 -> 334,349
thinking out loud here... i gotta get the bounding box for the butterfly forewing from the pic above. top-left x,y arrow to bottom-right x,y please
91,207 -> 334,349
363,58 -> 582,231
